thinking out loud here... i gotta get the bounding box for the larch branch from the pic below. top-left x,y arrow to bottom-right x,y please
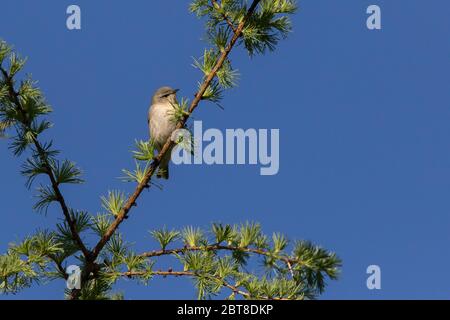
140,244 -> 300,269
120,269 -> 291,300
122,270 -> 252,299
90,0 -> 262,262
0,66 -> 92,260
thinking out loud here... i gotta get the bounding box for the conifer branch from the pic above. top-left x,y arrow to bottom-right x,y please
90,0 -> 263,262
140,244 -> 300,269
120,270 -> 291,300
97,223 -> 341,300
0,66 -> 91,260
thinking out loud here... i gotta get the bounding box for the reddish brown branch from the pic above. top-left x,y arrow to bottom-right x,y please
122,270 -> 251,298
140,244 -> 299,268
121,269 -> 290,300
90,0 -> 262,262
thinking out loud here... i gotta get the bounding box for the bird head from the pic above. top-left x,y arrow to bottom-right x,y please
152,86 -> 179,105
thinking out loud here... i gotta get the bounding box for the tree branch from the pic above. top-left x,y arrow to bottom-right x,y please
121,269 -> 290,300
0,67 -> 91,260
140,244 -> 300,269
90,0 -> 262,262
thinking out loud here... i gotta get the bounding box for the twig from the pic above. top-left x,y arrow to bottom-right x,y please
286,260 -> 294,278
211,0 -> 238,33
48,256 -> 68,280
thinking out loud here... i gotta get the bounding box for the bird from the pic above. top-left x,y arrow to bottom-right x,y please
148,86 -> 180,179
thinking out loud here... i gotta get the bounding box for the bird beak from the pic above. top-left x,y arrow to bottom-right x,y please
173,89 -> 180,94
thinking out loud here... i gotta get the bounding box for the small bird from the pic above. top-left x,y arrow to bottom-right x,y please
148,86 -> 179,179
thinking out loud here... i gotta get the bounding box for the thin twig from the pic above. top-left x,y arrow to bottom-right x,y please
286,260 -> 294,278
211,0 -> 238,33
48,256 -> 68,280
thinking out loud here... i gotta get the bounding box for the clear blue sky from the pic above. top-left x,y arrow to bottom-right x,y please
1,0 -> 450,299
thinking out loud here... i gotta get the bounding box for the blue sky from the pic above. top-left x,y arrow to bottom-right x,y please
1,0 -> 450,299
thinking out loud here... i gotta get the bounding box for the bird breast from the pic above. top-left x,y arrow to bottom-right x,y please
149,102 -> 177,149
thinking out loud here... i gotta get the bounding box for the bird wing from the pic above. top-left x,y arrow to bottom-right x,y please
148,104 -> 159,148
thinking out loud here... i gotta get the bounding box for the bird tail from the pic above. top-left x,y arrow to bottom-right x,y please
156,147 -> 172,180
157,164 -> 169,179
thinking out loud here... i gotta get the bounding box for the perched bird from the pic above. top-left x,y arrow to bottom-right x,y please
148,86 -> 179,179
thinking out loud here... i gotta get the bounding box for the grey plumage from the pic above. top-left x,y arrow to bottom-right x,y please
148,86 -> 179,179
